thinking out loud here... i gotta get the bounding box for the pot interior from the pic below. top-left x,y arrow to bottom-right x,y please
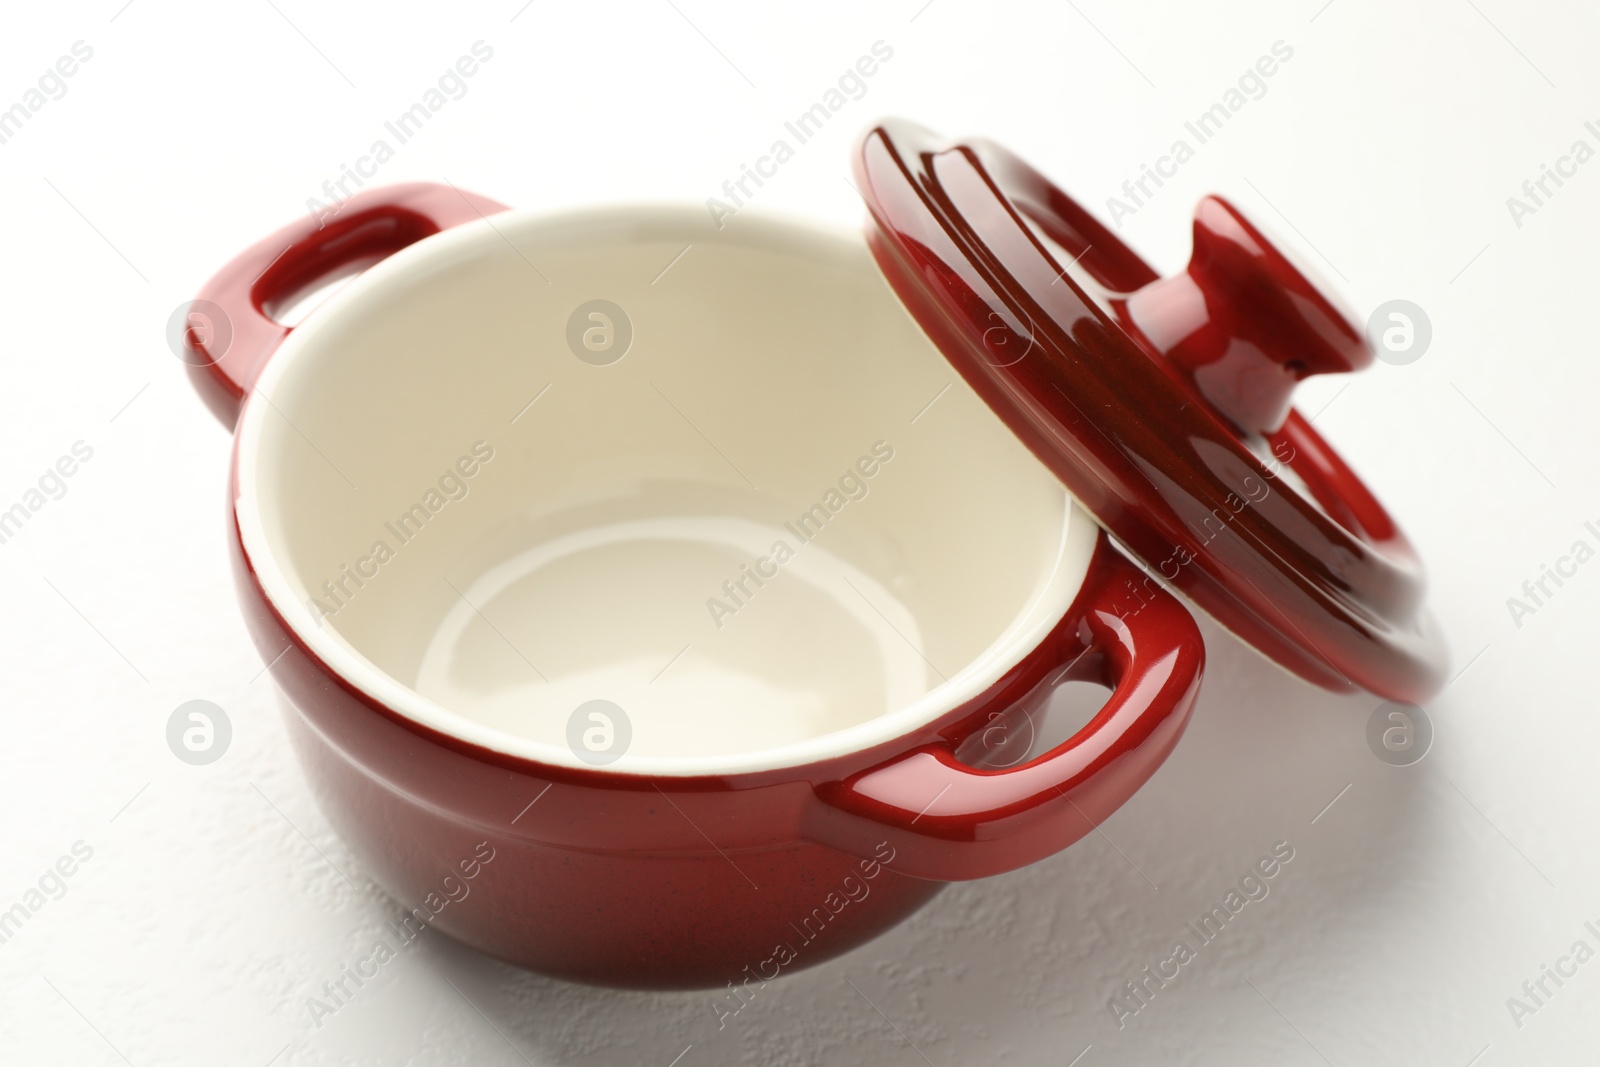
237,205 -> 1094,772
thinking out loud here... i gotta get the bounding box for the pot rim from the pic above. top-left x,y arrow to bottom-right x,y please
232,203 -> 1099,777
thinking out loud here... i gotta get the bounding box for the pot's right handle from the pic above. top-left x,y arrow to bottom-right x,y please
181,182 -> 508,428
813,533 -> 1204,881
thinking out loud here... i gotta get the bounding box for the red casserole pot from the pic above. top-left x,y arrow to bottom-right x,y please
185,184 -> 1202,989
178,121 -> 1440,989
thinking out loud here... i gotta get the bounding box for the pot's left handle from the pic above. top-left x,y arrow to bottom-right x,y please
181,182 -> 509,428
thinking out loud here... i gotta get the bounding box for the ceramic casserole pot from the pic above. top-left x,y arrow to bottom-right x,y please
178,120 -> 1442,989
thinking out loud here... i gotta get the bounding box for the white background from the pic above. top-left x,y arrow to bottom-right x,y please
1,1 -> 1597,1064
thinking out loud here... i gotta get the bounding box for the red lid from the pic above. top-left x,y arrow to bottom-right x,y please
854,120 -> 1446,704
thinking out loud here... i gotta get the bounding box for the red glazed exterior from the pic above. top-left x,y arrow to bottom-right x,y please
183,183 -> 509,428
232,514 -> 1200,987
191,183 -> 1206,989
855,121 -> 1448,705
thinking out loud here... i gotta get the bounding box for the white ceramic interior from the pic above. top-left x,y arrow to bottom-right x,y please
235,204 -> 1097,775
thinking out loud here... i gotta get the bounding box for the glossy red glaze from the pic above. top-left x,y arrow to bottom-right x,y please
233,517 -> 1199,987
189,182 -> 1205,988
855,121 -> 1447,704
183,182 -> 508,426
1121,195 -> 1370,435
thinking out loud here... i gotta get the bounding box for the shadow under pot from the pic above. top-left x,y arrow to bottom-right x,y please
186,184 -> 1205,988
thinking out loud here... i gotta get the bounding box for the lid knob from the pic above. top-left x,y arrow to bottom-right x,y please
1122,196 -> 1371,435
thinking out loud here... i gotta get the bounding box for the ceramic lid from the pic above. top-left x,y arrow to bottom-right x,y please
854,119 -> 1447,704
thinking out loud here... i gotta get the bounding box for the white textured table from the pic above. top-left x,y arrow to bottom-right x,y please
2,1 -> 1597,1063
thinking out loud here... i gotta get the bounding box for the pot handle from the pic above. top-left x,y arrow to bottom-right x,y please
180,182 -> 509,428
811,533 -> 1204,881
